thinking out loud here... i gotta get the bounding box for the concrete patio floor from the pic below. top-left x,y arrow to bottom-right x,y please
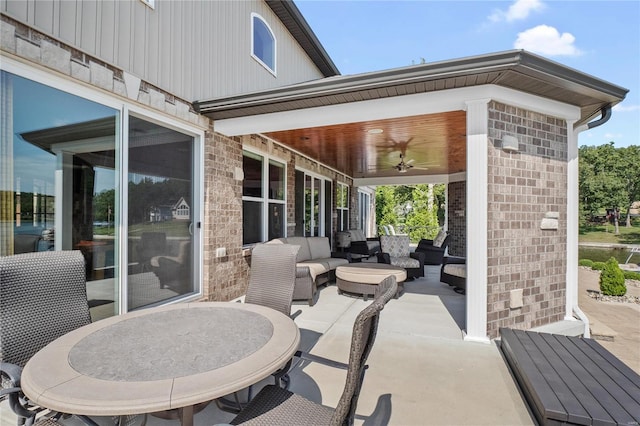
3,265 -> 534,426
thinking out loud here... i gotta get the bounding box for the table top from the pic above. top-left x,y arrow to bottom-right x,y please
338,262 -> 405,271
22,302 -> 299,417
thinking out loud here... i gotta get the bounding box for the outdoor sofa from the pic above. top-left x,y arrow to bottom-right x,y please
270,236 -> 349,305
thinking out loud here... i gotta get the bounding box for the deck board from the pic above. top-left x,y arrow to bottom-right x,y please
500,328 -> 640,426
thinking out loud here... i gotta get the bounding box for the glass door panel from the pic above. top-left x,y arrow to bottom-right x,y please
127,116 -> 195,310
1,71 -> 119,321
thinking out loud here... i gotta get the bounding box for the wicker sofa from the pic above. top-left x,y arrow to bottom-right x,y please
271,236 -> 349,305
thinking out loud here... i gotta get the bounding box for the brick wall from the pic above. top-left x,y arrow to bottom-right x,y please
486,101 -> 568,338
447,181 -> 466,257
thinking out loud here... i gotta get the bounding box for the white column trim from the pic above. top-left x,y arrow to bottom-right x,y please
464,98 -> 490,343
565,121 -> 582,320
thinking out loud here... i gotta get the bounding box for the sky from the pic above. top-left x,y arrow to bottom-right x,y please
295,0 -> 640,148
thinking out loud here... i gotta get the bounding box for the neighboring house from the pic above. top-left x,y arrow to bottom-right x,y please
0,1 -> 628,340
149,206 -> 173,222
172,197 -> 190,221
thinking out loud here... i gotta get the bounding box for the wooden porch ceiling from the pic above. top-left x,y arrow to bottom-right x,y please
264,110 -> 467,179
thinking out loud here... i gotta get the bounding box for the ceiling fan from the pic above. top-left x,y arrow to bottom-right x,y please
395,153 -> 415,173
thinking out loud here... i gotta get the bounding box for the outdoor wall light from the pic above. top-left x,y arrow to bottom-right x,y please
502,134 -> 520,152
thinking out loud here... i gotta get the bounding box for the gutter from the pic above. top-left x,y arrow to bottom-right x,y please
586,104 -> 613,129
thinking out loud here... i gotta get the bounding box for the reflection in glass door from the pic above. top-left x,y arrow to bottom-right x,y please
2,71 -> 119,321
127,116 -> 195,310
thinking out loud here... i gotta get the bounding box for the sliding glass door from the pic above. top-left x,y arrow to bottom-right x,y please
1,69 -> 201,318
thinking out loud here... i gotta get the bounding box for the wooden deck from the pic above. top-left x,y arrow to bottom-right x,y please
500,328 -> 640,425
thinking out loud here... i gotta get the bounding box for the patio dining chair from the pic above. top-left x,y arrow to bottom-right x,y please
215,243 -> 300,411
245,243 -> 299,317
0,251 -> 137,426
228,275 -> 398,426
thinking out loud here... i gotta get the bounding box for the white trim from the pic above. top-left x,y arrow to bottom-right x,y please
354,172 -> 466,187
464,98 -> 490,343
215,85 -> 581,136
250,13 -> 277,77
242,147 -> 287,243
565,121 -> 583,322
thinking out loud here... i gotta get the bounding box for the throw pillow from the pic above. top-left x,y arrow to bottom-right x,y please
433,230 -> 448,247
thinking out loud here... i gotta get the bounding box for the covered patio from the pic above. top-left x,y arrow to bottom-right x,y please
2,265 -> 534,426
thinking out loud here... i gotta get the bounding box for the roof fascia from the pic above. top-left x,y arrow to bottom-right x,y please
265,0 -> 339,77
195,50 -> 628,124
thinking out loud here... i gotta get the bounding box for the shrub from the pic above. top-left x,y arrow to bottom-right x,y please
622,270 -> 640,281
599,257 -> 627,296
592,262 -> 606,271
579,259 -> 594,267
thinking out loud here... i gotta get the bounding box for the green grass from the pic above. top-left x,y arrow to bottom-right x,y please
93,221 -> 190,238
579,224 -> 640,245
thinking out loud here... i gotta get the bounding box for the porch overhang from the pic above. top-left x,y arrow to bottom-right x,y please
195,50 -> 627,128
194,50 -> 627,181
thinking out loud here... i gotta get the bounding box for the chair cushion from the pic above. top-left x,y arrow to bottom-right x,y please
285,237 -> 312,262
298,261 -> 329,281
321,257 -> 349,270
443,263 -> 466,278
307,237 -> 331,259
348,229 -> 366,242
380,235 -> 410,257
433,229 -> 448,247
389,256 -> 420,269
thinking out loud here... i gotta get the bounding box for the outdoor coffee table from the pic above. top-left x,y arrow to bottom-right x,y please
336,263 -> 406,300
21,302 -> 300,426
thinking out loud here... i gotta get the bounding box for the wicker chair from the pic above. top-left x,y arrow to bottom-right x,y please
377,235 -> 425,279
0,251 -> 138,426
245,243 -> 299,317
0,251 -> 91,426
229,275 -> 398,426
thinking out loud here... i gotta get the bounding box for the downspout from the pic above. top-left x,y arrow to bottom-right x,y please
586,105 -> 612,129
569,104 -> 611,338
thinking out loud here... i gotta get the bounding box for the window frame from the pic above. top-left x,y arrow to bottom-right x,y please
1,57 -> 205,315
337,183 -> 349,232
242,147 -> 286,245
250,13 -> 277,76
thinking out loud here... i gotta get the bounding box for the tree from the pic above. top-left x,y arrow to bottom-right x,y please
375,184 -> 445,240
618,145 -> 640,227
579,143 -> 635,232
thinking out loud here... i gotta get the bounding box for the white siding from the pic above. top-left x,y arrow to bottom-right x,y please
1,0 -> 326,100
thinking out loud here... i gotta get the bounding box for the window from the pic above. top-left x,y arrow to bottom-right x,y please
359,190 -> 371,235
337,183 -> 349,231
242,150 -> 285,245
251,13 -> 276,74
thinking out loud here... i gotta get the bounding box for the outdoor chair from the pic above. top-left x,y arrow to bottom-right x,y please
215,243 -> 300,412
346,229 -> 380,257
135,231 -> 166,271
377,235 -> 425,279
245,243 -> 299,317
229,275 -> 398,426
415,229 -> 450,265
0,251 -> 138,426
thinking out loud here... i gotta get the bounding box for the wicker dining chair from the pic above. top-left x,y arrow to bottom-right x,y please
0,251 -> 138,426
1,251 -> 92,426
229,275 -> 398,426
245,243 -> 299,317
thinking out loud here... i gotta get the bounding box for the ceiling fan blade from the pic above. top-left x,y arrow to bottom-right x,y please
406,158 -> 415,164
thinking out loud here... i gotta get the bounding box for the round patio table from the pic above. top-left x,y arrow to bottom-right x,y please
21,302 -> 300,426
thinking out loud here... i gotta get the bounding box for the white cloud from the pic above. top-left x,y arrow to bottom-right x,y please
613,104 -> 640,112
603,133 -> 623,140
489,0 -> 545,23
514,25 -> 583,56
